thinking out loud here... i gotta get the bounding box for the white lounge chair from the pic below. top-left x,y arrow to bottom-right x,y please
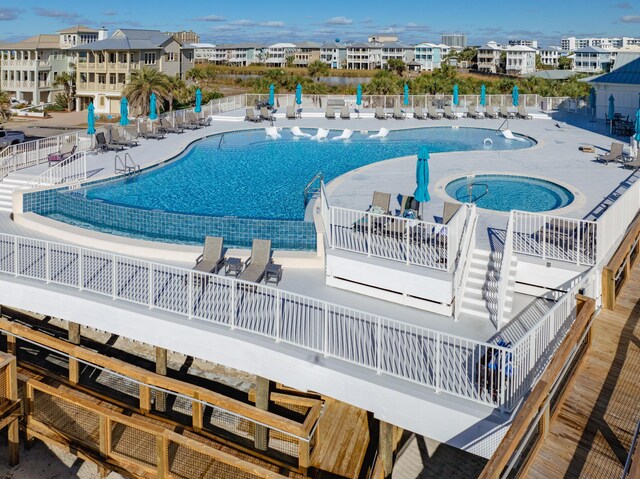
331,129 -> 353,141
501,129 -> 527,142
310,128 -> 329,141
265,126 -> 281,139
290,126 -> 311,138
369,128 -> 389,139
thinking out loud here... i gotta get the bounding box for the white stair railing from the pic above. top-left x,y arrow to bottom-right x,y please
26,151 -> 88,188
497,211 -> 515,329
453,204 -> 478,320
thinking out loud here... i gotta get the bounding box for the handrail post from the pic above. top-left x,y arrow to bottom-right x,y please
435,332 -> 441,392
405,221 -> 410,265
187,270 -> 193,319
367,212 -> 372,257
78,247 -> 83,291
275,289 -> 281,342
323,306 -> 329,358
148,264 -> 154,309
13,236 -> 18,277
230,281 -> 236,329
45,241 -> 50,283
376,316 -> 382,374
112,254 -> 117,299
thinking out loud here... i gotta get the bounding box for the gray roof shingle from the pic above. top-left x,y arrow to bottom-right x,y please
589,56 -> 640,85
69,29 -> 173,51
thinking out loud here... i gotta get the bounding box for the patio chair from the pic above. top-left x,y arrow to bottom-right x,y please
353,191 -> 391,232
340,105 -> 350,119
597,142 -> 624,165
498,106 -> 516,119
383,195 -> 420,237
393,106 -> 405,119
238,239 -> 273,283
443,104 -> 457,120
159,118 -> 184,134
245,108 -> 262,122
414,106 -> 428,120
425,202 -> 462,244
374,107 -> 387,120
48,142 -> 77,167
427,104 -> 442,119
193,236 -> 225,274
95,132 -> 125,152
139,122 -> 165,140
286,105 -> 296,119
325,105 -> 335,119
111,128 -> 138,147
467,105 -> 482,119
485,105 -> 498,119
517,104 -> 532,120
176,115 -> 200,130
188,111 -> 211,126
260,106 -> 273,121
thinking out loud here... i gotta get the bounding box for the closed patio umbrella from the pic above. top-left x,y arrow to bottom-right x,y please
512,85 -> 519,107
404,83 -> 409,106
195,88 -> 202,113
480,84 -> 486,107
414,146 -> 431,208
87,102 -> 96,134
632,108 -> 640,157
269,84 -> 275,106
149,93 -> 157,120
608,95 -> 615,134
356,84 -> 362,107
296,83 -> 302,106
119,97 -> 129,126
453,84 -> 459,107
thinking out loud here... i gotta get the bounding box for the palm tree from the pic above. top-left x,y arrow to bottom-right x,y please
0,90 -> 11,123
123,67 -> 171,116
307,60 -> 329,81
53,69 -> 76,111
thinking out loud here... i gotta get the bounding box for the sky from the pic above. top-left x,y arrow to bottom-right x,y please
0,0 -> 639,47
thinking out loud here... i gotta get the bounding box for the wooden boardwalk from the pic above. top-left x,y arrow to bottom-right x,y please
523,261 -> 640,478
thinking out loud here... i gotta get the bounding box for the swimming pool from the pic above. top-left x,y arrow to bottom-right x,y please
25,127 -> 534,249
445,174 -> 574,213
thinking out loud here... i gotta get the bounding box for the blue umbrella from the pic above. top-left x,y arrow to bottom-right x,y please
453,84 -> 459,106
480,84 -> 486,107
195,88 -> 202,113
589,87 -> 596,110
149,93 -> 157,120
356,84 -> 362,106
268,84 -> 275,106
119,97 -> 129,126
295,83 -> 302,106
414,146 -> 431,203
634,109 -> 640,142
608,94 -> 615,122
512,85 -> 519,107
87,102 -> 95,134
404,83 -> 409,106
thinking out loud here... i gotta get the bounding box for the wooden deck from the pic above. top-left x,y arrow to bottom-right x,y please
523,261 -> 640,478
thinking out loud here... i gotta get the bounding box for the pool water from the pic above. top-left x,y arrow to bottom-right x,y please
82,127 -> 533,221
445,174 -> 574,212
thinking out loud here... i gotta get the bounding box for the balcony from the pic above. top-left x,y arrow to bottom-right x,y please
77,82 -> 125,93
1,80 -> 36,90
1,59 -> 51,70
77,62 -> 137,72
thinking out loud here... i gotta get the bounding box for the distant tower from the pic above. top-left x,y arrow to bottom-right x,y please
441,33 -> 467,48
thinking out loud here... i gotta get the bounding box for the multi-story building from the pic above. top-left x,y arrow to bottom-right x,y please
266,43 -> 297,67
413,42 -> 451,71
561,36 -> 640,51
346,42 -> 382,70
0,25 -> 101,106
191,43 -> 217,63
368,34 -> 398,43
165,30 -> 200,45
72,29 -> 194,114
441,33 -> 467,48
505,45 -> 536,75
476,41 -> 504,73
573,46 -> 612,73
293,42 -> 321,67
538,46 -> 566,68
216,43 -> 266,66
381,42 -> 413,69
508,39 -> 538,49
320,42 -> 346,69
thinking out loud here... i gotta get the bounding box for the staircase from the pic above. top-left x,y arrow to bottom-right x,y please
0,173 -> 32,213
459,248 -> 518,323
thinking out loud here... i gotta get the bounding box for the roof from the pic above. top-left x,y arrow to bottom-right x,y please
611,52 -> 640,70
297,41 -> 321,49
523,70 -> 579,80
268,43 -> 297,48
320,42 -> 346,49
190,43 -> 216,48
575,46 -> 609,53
217,42 -> 265,49
505,45 -> 537,52
70,29 -> 174,51
589,56 -> 640,85
3,34 -> 59,50
478,43 -> 504,51
57,25 -> 99,34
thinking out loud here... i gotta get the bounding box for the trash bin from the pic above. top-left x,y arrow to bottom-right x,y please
540,100 -> 548,111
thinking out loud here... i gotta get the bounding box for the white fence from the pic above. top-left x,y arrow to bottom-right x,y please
497,212 -> 515,328
0,231 -> 588,410
27,151 -> 88,187
453,205 -> 478,320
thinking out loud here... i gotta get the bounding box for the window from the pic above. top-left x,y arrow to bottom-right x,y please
97,74 -> 106,84
109,73 -> 116,84
98,53 -> 105,63
109,53 -> 117,63
166,52 -> 175,61
144,52 -> 156,65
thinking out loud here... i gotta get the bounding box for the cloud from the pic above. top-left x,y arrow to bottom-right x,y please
231,19 -> 255,26
194,15 -> 226,22
620,15 -> 640,22
259,21 -> 284,27
102,10 -> 117,16
33,7 -> 80,20
325,16 -> 352,25
613,2 -> 632,8
0,7 -> 22,21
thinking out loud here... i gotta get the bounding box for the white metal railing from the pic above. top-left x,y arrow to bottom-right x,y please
0,131 -> 93,180
0,231 -> 584,410
511,210 -> 597,266
453,204 -> 478,320
497,211 -> 515,328
319,181 -> 331,241
596,180 -> 640,265
26,151 -> 88,187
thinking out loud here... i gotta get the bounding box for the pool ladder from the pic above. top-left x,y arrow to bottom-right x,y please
303,172 -> 324,207
455,182 -> 489,204
114,153 -> 140,176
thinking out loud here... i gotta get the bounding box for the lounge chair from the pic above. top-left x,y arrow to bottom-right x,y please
597,142 -> 625,165
139,122 -> 165,140
245,108 -> 262,122
383,195 -> 420,237
95,132 -> 125,152
325,105 -> 335,119
176,115 -> 200,130
188,111 -> 211,126
340,105 -> 350,119
48,142 -> 77,166
260,106 -> 273,121
331,129 -> 353,141
193,236 -> 225,274
159,118 -> 184,134
111,128 -> 138,147
286,105 -> 296,119
374,107 -> 387,120
368,128 -> 389,139
623,158 -> 640,170
517,104 -> 532,120
238,239 -> 273,283
393,106 -> 405,119
498,106 -> 515,119
467,105 -> 482,119
443,105 -> 457,119
354,191 -> 391,232
427,104 -> 442,119
485,105 -> 498,119
426,202 -> 463,253
310,128 -> 329,141
265,126 -> 281,140
414,106 -> 428,120
290,126 -> 311,138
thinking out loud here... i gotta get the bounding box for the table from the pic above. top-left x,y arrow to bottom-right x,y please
225,257 -> 243,277
265,263 -> 282,285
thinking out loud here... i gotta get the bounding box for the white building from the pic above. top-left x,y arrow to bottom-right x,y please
509,39 -> 538,49
561,36 -> 640,51
573,46 -> 611,73
477,41 -> 504,74
346,42 -> 382,70
589,56 -> 640,121
538,46 -> 567,68
266,43 -> 297,67
293,42 -> 321,67
381,42 -> 413,69
190,43 -> 217,63
441,33 -> 467,48
219,43 -> 266,66
413,43 -> 451,71
368,34 -> 398,43
320,42 -> 346,69
505,45 -> 536,75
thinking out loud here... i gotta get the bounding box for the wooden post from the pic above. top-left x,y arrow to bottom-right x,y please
98,415 -> 111,478
156,434 -> 169,478
7,358 -> 18,466
192,396 -> 203,433
298,438 -> 310,474
155,347 -> 167,412
539,403 -> 550,439
69,357 -> 79,384
254,376 -> 271,451
379,420 -> 394,479
139,384 -> 151,414
24,383 -> 35,449
6,335 -> 16,356
602,268 -> 615,310
68,321 -> 81,345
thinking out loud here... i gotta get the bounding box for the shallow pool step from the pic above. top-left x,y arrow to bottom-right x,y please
0,175 -> 32,212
